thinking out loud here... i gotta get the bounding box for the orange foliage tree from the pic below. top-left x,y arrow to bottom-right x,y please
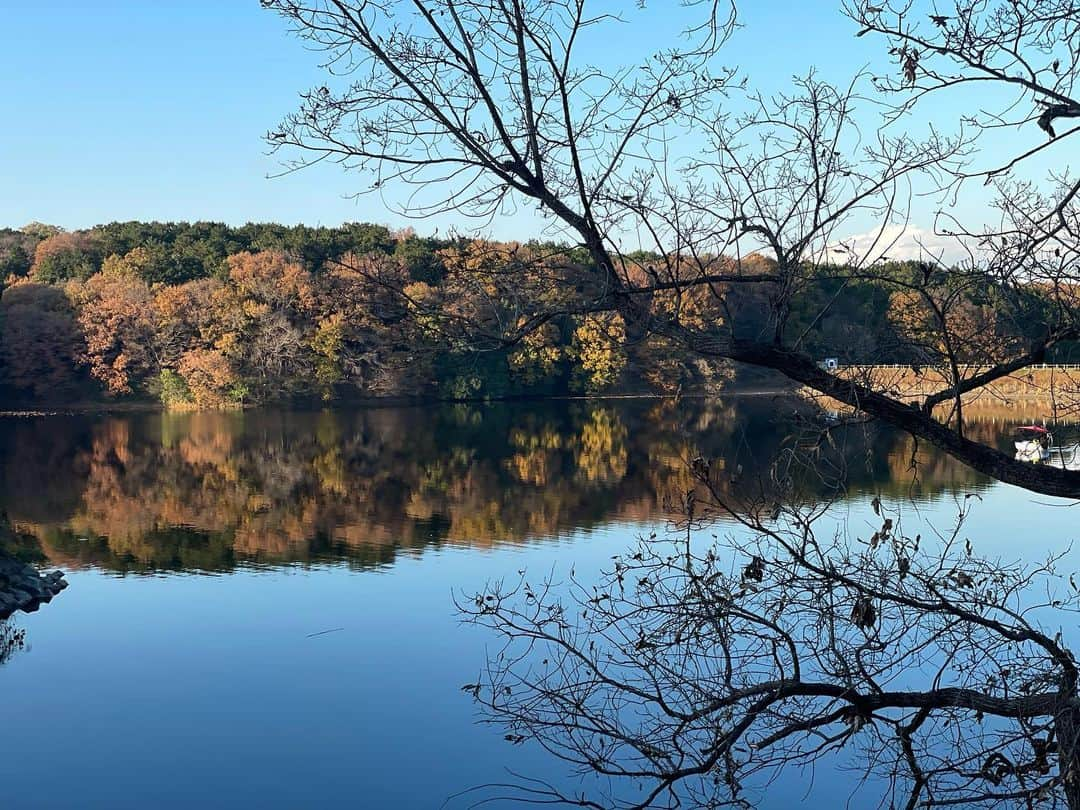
212,251 -> 318,399
178,348 -> 239,409
67,270 -> 156,395
151,278 -> 223,369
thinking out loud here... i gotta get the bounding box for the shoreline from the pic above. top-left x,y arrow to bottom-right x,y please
0,557 -> 67,620
0,388 -> 802,418
2,385 -> 1075,419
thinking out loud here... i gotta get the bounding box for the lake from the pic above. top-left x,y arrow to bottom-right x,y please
1,397 -> 1076,808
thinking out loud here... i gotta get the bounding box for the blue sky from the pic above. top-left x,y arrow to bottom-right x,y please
0,1 -> 1030,252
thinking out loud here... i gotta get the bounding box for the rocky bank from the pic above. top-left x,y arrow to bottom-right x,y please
0,553 -> 67,620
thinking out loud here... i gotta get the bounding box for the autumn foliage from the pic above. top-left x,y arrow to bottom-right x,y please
0,221 -> 744,407
3,220 -> 1057,409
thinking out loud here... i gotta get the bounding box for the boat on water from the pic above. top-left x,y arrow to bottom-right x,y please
1010,425 -> 1080,469
1014,425 -> 1052,463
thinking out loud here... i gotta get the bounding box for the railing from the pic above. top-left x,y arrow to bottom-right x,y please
834,364 -> 1080,371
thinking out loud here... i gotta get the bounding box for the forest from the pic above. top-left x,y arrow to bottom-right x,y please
1,220 -> 1068,408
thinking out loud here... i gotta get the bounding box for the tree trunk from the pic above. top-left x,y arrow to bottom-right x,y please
710,338 -> 1080,498
1056,703 -> 1080,809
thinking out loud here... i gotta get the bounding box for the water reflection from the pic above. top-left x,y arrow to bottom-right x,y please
0,398 -> 1060,574
2,399 -> 1077,810
0,620 -> 26,664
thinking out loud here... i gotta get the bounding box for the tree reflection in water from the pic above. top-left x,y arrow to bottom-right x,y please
0,399 -> 1042,574
0,620 -> 26,665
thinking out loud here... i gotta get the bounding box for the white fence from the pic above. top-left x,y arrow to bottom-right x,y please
836,364 -> 1080,372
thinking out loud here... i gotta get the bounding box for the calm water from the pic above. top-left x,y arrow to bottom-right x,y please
1,398 -> 1077,808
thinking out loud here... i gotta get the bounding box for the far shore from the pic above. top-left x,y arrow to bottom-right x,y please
3,384 -> 1078,421
0,387 -> 803,418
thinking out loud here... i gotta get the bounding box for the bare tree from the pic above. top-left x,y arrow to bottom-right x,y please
839,0 -> 1080,469
263,0 -> 1080,496
459,483 -> 1080,809
257,6 -> 1080,805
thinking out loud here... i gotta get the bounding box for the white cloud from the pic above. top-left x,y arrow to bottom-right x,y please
826,224 -> 974,266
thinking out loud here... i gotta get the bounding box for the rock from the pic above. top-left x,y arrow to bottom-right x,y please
0,552 -> 67,620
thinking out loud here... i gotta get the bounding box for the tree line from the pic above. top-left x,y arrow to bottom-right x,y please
2,220 -> 1067,408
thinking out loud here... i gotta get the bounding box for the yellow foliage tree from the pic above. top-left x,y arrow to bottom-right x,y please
572,313 -> 627,393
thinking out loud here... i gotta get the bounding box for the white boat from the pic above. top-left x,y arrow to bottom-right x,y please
1014,425 -> 1052,463
1047,443 -> 1080,470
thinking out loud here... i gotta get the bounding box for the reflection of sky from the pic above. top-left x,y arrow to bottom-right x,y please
3,534 -> 629,809
4,478 -> 1078,808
